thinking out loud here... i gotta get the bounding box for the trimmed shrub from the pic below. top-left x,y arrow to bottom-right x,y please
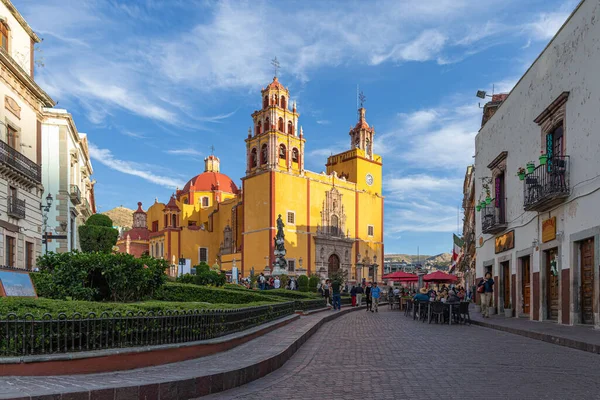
154,282 -> 282,304
223,283 -> 250,291
35,252 -> 168,302
279,274 -> 289,289
298,275 -> 309,292
308,275 -> 319,292
264,289 -> 318,299
78,214 -> 119,253
178,270 -> 226,287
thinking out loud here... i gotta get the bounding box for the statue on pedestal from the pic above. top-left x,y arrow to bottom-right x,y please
273,214 -> 287,272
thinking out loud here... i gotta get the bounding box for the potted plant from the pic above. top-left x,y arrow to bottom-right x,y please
539,151 -> 548,165
485,197 -> 493,205
504,303 -> 513,318
526,161 -> 535,173
476,204 -> 481,212
517,167 -> 526,181
480,200 -> 487,209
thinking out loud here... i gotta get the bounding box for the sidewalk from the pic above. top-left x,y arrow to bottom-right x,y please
471,305 -> 600,354
0,305 -> 367,400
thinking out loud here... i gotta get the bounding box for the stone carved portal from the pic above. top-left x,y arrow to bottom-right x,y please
314,188 -> 353,280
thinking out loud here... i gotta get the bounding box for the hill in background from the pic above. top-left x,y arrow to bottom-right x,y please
102,206 -> 135,231
385,253 -> 452,268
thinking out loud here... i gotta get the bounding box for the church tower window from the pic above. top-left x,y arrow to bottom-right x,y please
171,214 -> 177,228
265,117 -> 270,132
263,96 -> 268,109
256,121 -> 261,135
261,144 -> 268,164
279,144 -> 287,160
202,197 -> 209,207
250,148 -> 257,168
292,148 -> 299,163
287,121 -> 293,135
278,117 -> 284,132
281,96 -> 286,109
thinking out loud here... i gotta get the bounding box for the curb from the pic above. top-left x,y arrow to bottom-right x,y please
1,305 -> 368,400
472,319 -> 600,355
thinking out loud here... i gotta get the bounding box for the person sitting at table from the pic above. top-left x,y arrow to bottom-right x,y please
437,289 -> 449,302
447,289 -> 460,303
393,286 -> 400,297
457,287 -> 466,300
413,287 -> 430,302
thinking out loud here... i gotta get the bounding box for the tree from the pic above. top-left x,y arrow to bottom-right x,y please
79,214 -> 119,253
308,274 -> 319,292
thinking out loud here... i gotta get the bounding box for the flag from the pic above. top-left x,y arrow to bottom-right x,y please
450,234 -> 464,272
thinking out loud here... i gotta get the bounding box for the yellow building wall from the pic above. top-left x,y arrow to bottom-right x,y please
242,171 -> 271,273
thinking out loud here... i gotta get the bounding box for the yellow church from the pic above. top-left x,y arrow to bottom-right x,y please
118,77 -> 384,282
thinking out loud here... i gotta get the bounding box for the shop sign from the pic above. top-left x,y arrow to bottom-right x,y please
542,217 -> 556,243
495,230 -> 514,254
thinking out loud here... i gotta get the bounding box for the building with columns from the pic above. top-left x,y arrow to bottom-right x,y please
41,108 -> 95,253
119,77 -> 384,282
474,0 -> 600,326
0,0 -> 55,268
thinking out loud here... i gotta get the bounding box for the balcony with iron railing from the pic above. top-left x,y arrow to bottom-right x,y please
481,204 -> 507,235
523,155 -> 570,212
7,196 -> 25,219
0,140 -> 41,184
69,184 -> 81,205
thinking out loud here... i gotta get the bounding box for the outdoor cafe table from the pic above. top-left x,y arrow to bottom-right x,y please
430,301 -> 460,325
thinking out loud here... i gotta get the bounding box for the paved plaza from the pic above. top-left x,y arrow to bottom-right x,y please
205,308 -> 600,399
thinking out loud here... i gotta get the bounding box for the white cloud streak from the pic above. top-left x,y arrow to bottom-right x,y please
89,143 -> 184,189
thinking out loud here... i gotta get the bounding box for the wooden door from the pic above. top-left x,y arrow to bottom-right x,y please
581,239 -> 594,324
522,257 -> 531,314
546,249 -> 559,320
503,262 -> 510,309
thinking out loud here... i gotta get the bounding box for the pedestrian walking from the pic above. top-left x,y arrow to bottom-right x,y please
365,282 -> 372,311
371,282 -> 381,313
258,273 -> 266,290
477,272 -> 495,318
289,277 -> 297,291
356,284 -> 364,307
331,279 -> 341,310
323,279 -> 331,306
350,285 -> 357,307
274,276 -> 281,289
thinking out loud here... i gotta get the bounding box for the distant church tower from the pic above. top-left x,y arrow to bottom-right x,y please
349,107 -> 375,160
245,76 -> 305,176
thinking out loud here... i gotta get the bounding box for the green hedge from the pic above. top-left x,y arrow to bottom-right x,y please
0,297 -> 282,318
264,289 -> 320,300
298,275 -> 309,292
223,283 -> 251,291
294,298 -> 327,311
154,283 -> 282,304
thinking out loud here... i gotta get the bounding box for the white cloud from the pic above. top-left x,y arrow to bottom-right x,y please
526,12 -> 570,41
386,175 -> 463,196
89,144 -> 184,189
121,130 -> 146,139
316,120 -> 331,125
166,149 -> 203,157
386,198 -> 461,233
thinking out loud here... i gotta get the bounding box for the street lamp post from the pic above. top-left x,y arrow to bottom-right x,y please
40,193 -> 54,255
372,255 -> 378,283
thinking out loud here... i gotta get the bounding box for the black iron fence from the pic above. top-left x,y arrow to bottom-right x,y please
524,155 -> 570,210
0,139 -> 41,183
0,302 -> 296,357
70,184 -> 81,204
481,204 -> 505,234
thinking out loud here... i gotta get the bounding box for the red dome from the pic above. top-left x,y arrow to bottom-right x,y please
182,172 -> 238,194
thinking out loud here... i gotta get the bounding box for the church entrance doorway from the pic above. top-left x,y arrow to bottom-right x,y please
328,254 -> 340,277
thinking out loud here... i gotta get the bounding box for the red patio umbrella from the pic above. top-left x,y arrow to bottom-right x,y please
423,270 -> 458,283
383,271 -> 418,282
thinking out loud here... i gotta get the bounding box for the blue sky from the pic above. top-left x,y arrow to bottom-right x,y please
16,0 -> 576,255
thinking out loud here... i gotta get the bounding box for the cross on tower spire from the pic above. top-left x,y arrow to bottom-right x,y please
271,56 -> 280,78
210,145 -> 215,155
359,91 -> 366,108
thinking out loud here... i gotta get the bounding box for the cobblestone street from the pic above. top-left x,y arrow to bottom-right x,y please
205,308 -> 600,399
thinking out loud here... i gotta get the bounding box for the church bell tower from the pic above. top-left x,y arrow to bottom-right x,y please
245,76 -> 305,176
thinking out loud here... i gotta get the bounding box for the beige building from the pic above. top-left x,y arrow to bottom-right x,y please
41,108 -> 95,253
0,0 -> 54,268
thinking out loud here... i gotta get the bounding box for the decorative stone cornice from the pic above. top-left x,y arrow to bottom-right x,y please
0,0 -> 41,42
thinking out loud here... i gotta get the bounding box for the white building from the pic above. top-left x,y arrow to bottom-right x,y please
41,109 -> 95,253
0,0 -> 54,269
474,0 -> 600,326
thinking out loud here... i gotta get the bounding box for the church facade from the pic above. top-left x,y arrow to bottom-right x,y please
117,77 -> 384,282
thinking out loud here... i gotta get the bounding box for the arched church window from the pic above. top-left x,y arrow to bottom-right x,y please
256,121 -> 261,135
355,136 -> 360,148
278,117 -> 284,132
171,214 -> 177,228
292,148 -> 299,163
265,118 -> 270,131
273,94 -> 278,106
366,138 -> 371,154
261,144 -> 268,165
330,215 -> 339,236
250,148 -> 257,168
279,144 -> 287,160
287,121 -> 293,134
280,96 -> 286,109
263,96 -> 268,109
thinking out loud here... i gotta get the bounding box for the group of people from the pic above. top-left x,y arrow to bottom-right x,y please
407,285 -> 471,304
254,273 -> 300,291
350,282 -> 382,312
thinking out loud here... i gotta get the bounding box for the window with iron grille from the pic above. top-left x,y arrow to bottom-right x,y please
288,259 -> 295,272
368,225 -> 374,236
287,211 -> 295,225
199,247 -> 208,263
